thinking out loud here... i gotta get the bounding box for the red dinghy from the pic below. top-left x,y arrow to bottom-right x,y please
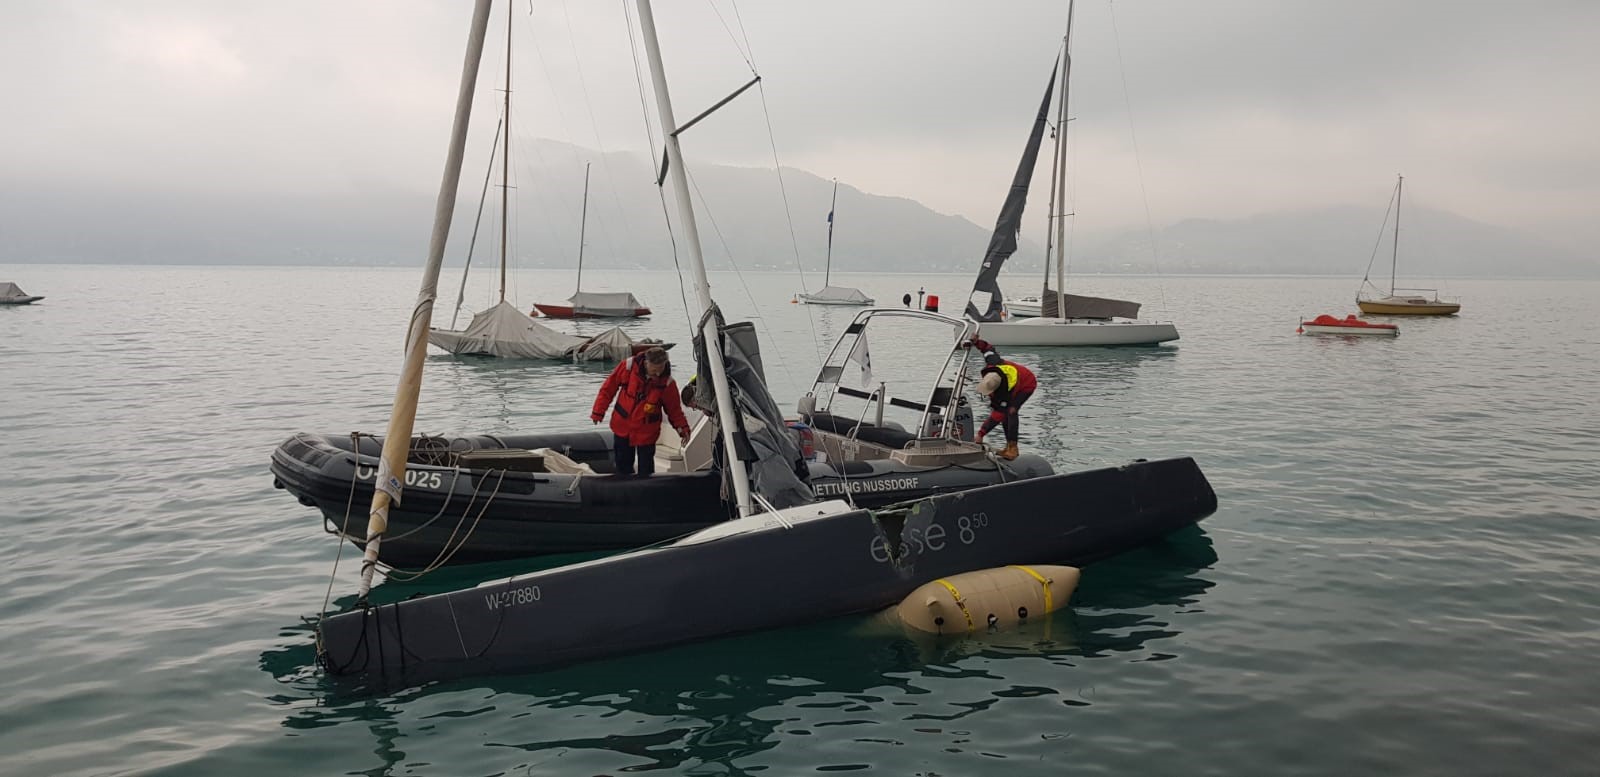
1298,313 -> 1399,337
532,293 -> 653,319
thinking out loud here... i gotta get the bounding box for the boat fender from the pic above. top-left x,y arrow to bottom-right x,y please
889,565 -> 1079,634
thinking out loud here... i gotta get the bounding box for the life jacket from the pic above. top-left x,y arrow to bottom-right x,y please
593,356 -> 686,445
980,359 -> 1037,405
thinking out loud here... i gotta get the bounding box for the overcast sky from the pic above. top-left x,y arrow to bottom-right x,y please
3,0 -> 1597,252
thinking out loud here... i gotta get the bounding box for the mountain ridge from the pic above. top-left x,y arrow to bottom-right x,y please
2,142 -> 1593,278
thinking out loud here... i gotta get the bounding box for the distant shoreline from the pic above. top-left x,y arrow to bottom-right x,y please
3,261 -> 1597,282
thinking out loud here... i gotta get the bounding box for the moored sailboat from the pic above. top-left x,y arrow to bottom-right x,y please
533,163 -> 653,318
426,9 -> 637,360
1356,175 -> 1461,316
967,6 -> 1177,347
312,0 -> 1217,684
797,179 -> 873,306
0,282 -> 43,305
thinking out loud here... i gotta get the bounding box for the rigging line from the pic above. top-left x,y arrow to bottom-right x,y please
452,115 -> 505,329
384,470 -> 507,581
703,0 -> 757,74
1107,0 -> 1169,315
518,9 -> 589,284
685,169 -> 802,393
1360,181 -> 1400,293
622,1 -> 663,151
557,1 -> 629,265
656,186 -> 695,333
727,0 -> 758,70
1065,111 -> 1079,279
622,0 -> 694,331
317,432 -> 366,639
755,79 -> 825,364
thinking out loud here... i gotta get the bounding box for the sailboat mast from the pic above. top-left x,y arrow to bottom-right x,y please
355,0 -> 493,603
825,178 -> 838,288
451,117 -> 502,329
1041,75 -> 1061,301
1055,0 -> 1075,321
633,0 -> 754,516
1391,174 -> 1403,296
498,0 -> 511,304
576,162 -> 591,294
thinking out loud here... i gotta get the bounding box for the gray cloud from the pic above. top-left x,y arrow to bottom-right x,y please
3,0 -> 1596,255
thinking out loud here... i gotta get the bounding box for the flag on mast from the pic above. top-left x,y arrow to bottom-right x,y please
846,330 -> 873,387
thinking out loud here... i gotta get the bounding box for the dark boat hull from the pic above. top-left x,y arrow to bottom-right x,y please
318,456 -> 1217,683
271,431 -> 1055,567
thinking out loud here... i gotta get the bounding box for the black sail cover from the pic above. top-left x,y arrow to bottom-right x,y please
966,60 -> 1058,323
691,305 -> 814,510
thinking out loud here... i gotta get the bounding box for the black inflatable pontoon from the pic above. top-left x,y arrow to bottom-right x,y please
271,427 -> 1053,567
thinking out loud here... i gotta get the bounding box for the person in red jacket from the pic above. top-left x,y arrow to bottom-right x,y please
590,347 -> 691,476
968,337 -> 1037,461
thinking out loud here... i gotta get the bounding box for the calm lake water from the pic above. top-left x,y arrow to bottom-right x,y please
1,265 -> 1597,776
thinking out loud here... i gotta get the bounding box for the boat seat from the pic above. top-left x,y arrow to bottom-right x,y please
804,412 -> 917,450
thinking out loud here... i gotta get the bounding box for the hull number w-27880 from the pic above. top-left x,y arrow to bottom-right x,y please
484,585 -> 541,611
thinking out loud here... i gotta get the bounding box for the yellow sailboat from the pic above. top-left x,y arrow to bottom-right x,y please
1356,175 -> 1461,316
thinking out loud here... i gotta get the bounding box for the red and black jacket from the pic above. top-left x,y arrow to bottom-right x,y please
979,359 -> 1037,408
591,357 -> 690,446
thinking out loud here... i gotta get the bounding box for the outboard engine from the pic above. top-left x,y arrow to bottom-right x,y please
922,397 -> 975,441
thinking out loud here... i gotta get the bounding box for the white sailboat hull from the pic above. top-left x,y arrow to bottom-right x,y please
979,317 -> 1179,347
1004,298 -> 1042,318
799,294 -> 873,306
1300,324 -> 1397,337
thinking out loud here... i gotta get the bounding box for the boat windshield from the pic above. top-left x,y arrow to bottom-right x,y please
805,309 -> 976,440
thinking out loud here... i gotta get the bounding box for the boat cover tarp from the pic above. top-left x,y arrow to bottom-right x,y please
570,326 -> 636,363
570,290 -> 644,315
965,60 -> 1057,323
1040,288 -> 1142,319
428,300 -> 633,361
803,285 -> 872,303
692,305 -> 814,510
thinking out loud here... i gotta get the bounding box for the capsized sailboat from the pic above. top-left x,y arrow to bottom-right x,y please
967,9 -> 1177,347
798,179 -> 873,306
314,0 -> 1217,684
533,163 -> 653,318
1356,175 -> 1461,316
427,9 -> 638,360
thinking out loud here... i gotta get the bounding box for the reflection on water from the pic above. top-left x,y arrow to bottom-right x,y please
260,528 -> 1216,773
1013,347 -> 1177,463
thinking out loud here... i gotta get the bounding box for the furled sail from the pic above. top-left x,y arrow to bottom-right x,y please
691,305 -> 813,510
1040,287 -> 1142,319
965,60 -> 1058,323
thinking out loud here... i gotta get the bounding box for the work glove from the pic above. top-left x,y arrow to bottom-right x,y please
971,337 -> 992,352
676,426 -> 691,441
591,413 -> 603,424
975,431 -> 986,445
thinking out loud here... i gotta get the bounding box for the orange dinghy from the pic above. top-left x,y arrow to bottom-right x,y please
1298,314 -> 1399,337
